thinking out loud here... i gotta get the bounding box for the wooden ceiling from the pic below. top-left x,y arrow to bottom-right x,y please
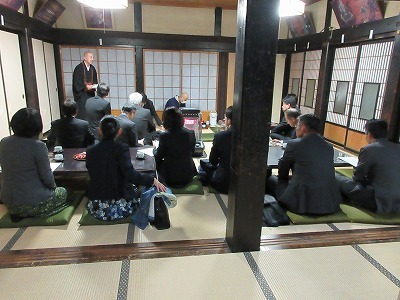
129,0 -> 322,10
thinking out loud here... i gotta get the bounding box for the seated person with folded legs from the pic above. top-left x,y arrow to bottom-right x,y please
86,116 -> 165,221
266,114 -> 341,215
154,107 -> 197,188
0,108 -> 68,221
48,99 -> 95,149
335,119 -> 400,213
270,108 -> 300,142
129,92 -> 156,144
115,104 -> 141,147
270,94 -> 299,139
198,106 -> 233,194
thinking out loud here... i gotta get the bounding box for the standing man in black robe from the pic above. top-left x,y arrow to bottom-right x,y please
73,51 -> 98,120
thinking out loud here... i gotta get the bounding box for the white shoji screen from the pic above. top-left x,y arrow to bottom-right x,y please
144,50 -> 181,110
144,50 -> 218,111
60,46 -> 136,110
326,46 -> 359,126
348,41 -> 393,132
299,50 -> 322,114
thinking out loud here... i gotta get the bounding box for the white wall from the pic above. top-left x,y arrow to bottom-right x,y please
305,0 -> 327,34
272,54 -> 285,123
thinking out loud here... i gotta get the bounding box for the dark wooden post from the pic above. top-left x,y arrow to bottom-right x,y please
217,52 -> 228,120
18,28 -> 39,110
226,0 -> 279,252
281,53 -> 291,99
381,34 -> 400,142
54,44 -> 66,113
135,46 -> 144,93
134,2 -> 142,33
214,7 -> 222,37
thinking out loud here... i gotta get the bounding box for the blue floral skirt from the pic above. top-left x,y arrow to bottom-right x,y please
87,198 -> 137,221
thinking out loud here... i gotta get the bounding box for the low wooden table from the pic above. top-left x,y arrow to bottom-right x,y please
52,147 -> 156,175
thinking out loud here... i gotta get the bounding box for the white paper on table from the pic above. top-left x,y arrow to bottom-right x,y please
338,156 -> 358,167
50,162 -> 62,172
137,148 -> 154,157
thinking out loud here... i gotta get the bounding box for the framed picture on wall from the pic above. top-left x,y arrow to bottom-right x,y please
34,0 -> 65,26
331,0 -> 383,29
82,6 -> 113,29
286,12 -> 316,38
0,0 -> 26,11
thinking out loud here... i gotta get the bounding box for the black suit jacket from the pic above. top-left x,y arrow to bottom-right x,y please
209,129 -> 232,194
278,133 -> 341,215
86,139 -> 154,201
47,116 -> 95,148
155,127 -> 196,187
115,114 -> 139,147
143,98 -> 162,126
353,139 -> 400,213
85,95 -> 111,140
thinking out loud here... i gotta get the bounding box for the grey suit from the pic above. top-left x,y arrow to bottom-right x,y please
115,114 -> 139,147
131,105 -> 155,140
85,95 -> 111,140
268,133 -> 341,215
0,136 -> 56,206
336,139 -> 400,214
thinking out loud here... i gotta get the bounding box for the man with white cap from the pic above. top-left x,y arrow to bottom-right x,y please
165,92 -> 189,110
129,92 -> 155,140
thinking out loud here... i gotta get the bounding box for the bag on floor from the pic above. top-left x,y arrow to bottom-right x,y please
263,201 -> 290,227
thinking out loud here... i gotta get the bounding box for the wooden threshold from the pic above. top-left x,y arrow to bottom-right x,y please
0,226 -> 399,269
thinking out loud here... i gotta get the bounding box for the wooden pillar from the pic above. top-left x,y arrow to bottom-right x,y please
54,44 -> 66,112
134,2 -> 142,33
18,28 -> 39,110
214,7 -> 222,37
217,52 -> 228,119
136,46 -> 144,93
281,53 -> 291,99
314,41 -> 334,133
226,0 -> 279,252
381,34 -> 400,142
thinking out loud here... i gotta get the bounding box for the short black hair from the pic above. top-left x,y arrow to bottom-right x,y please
283,94 -> 298,108
62,99 -> 78,117
365,119 -> 388,139
100,115 -> 120,139
225,106 -> 233,123
163,107 -> 183,131
97,83 -> 110,98
10,108 -> 43,138
284,108 -> 301,119
121,106 -> 137,113
298,114 -> 320,133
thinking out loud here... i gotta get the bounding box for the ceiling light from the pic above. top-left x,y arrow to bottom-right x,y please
77,0 -> 128,9
279,0 -> 305,17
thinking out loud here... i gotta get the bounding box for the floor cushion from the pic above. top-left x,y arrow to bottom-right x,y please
201,132 -> 215,142
0,190 -> 84,228
169,176 -> 204,195
336,168 -> 354,178
78,208 -> 133,226
286,209 -> 350,224
341,204 -> 400,225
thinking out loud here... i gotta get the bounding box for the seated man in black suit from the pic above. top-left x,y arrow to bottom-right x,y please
270,94 -> 299,140
198,106 -> 233,194
48,99 -> 95,148
142,93 -> 163,127
267,114 -> 341,215
270,108 -> 300,142
336,119 -> 400,213
115,105 -> 141,147
129,92 -> 156,141
85,83 -> 112,141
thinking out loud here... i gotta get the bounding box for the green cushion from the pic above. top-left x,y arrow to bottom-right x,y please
341,204 -> 400,225
202,132 -> 215,142
0,190 -> 84,228
170,176 -> 204,195
336,168 -> 354,178
78,208 -> 133,226
287,209 -> 350,224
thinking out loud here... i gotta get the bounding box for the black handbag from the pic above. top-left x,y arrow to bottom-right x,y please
263,202 -> 290,227
150,196 -> 171,230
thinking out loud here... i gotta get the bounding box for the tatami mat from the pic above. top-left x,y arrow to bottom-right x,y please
0,228 -> 19,250
333,223 -> 398,230
261,223 -> 334,235
253,245 -> 400,300
360,242 -> 400,279
12,198 -> 130,250
128,253 -> 265,300
0,261 -> 121,300
134,194 -> 226,243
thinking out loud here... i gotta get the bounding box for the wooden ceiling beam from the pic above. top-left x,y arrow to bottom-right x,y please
129,0 -> 238,10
